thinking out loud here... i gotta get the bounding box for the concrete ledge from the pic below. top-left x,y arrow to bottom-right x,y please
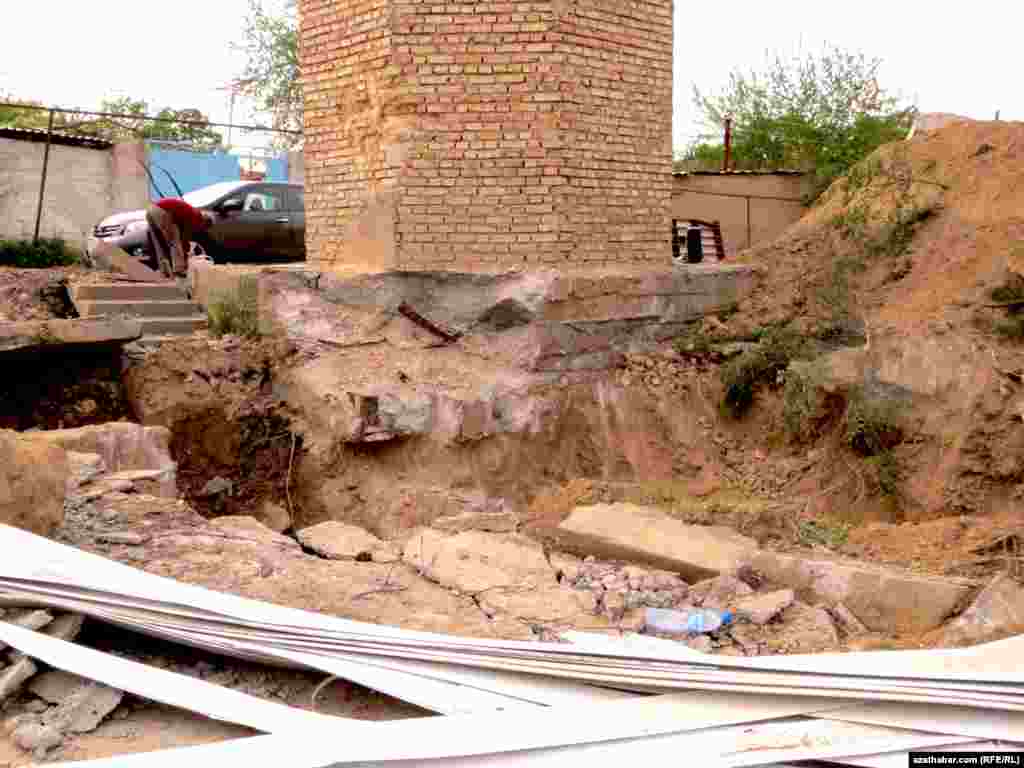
187,263 -> 754,341
0,319 -> 142,355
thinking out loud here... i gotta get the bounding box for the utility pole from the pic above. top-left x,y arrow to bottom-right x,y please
33,109 -> 55,243
723,117 -> 733,173
227,90 -> 236,150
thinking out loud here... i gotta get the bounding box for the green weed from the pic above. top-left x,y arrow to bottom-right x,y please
207,276 -> 260,338
0,238 -> 79,268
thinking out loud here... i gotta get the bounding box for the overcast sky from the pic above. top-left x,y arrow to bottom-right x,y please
1,0 -> 1019,154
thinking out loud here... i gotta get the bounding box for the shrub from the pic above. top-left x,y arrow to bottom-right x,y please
207,276 -> 259,338
720,327 -> 811,417
842,387 -> 903,457
0,238 -> 79,268
797,518 -> 852,549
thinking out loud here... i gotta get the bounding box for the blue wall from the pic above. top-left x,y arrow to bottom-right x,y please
146,148 -> 240,200
145,146 -> 290,200
265,156 -> 288,183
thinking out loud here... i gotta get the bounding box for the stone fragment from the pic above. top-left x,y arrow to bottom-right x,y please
689,575 -> 754,611
256,501 -> 291,533
297,521 -> 384,560
13,721 -> 63,754
43,613 -> 85,643
938,574 -> 1024,647
202,476 -> 234,497
733,589 -> 795,626
30,670 -> 88,705
0,657 -> 38,700
831,602 -> 868,638
767,603 -> 840,654
47,682 -> 124,734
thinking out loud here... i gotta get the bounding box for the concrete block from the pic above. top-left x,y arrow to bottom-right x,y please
750,550 -> 973,634
555,503 -> 757,582
0,318 -> 142,354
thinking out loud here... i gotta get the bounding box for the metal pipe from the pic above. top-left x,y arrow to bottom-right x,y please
32,109 -> 55,243
0,102 -> 301,135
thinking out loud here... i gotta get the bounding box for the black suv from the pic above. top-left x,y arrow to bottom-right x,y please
87,181 -> 306,265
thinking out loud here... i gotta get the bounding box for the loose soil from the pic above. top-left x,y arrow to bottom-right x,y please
0,265 -> 87,322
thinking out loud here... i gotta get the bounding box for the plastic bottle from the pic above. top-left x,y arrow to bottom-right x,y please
643,607 -> 733,636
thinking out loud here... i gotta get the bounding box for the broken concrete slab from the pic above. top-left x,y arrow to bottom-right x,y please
36,423 -> 175,489
47,681 -> 123,734
90,243 -> 165,283
30,670 -> 88,704
402,529 -> 604,626
749,550 -> 973,634
0,318 -> 142,355
553,503 -> 757,582
937,574 -> 1024,647
766,603 -> 840,654
403,529 -> 555,595
297,521 -> 385,560
733,589 -> 795,625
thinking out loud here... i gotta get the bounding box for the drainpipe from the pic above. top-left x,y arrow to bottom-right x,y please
33,109 -> 55,243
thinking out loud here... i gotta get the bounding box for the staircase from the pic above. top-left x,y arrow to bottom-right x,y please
70,282 -> 208,339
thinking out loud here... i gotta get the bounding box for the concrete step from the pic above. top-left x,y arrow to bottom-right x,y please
138,316 -> 208,336
79,300 -> 201,319
71,283 -> 185,302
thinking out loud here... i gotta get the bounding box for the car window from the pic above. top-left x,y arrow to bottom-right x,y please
243,188 -> 285,212
287,187 -> 305,212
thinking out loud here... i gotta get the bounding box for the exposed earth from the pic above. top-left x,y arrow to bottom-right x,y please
1,119 -> 1024,764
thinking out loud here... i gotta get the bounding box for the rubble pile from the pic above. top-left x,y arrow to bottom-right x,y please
0,609 -> 126,761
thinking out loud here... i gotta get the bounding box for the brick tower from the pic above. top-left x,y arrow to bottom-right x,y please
300,0 -> 674,271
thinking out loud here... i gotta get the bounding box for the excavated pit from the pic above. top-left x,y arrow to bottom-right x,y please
0,344 -> 134,431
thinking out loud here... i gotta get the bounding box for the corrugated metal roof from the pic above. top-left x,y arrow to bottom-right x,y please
673,169 -> 807,177
0,125 -> 112,149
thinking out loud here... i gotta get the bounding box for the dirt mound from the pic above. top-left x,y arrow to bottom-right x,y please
731,119 -> 1024,336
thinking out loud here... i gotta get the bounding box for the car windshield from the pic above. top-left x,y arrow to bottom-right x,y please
182,182 -> 247,208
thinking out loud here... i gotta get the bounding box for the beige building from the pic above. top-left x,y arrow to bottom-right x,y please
299,0 -> 674,271
671,171 -> 812,255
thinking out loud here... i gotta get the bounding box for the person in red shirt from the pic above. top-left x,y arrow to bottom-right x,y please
145,197 -> 214,278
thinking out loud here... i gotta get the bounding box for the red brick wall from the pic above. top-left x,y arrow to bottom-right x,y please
299,0 -> 673,271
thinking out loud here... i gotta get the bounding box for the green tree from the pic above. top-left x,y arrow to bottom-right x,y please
233,0 -> 301,149
70,97 -> 224,149
691,46 -> 915,200
0,95 -> 51,129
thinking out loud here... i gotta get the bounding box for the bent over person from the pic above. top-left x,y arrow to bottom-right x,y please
145,197 -> 213,278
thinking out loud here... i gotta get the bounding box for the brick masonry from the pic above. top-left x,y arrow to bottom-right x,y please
300,0 -> 673,271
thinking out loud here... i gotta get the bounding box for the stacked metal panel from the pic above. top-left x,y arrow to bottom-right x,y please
0,524 -> 1021,767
